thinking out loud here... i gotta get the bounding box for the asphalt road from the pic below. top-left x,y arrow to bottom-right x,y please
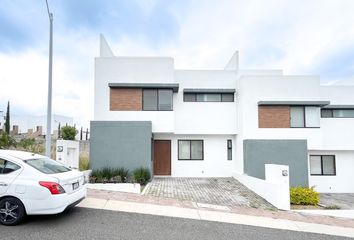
0,207 -> 350,240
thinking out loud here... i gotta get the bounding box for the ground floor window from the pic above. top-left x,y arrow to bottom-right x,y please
227,140 -> 232,160
310,155 -> 336,176
178,140 -> 204,160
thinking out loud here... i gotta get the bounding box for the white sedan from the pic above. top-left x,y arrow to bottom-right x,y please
0,150 -> 86,225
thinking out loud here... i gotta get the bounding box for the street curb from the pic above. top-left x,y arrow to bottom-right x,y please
78,197 -> 354,238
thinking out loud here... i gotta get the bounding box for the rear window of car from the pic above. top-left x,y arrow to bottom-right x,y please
25,158 -> 71,174
0,159 -> 21,174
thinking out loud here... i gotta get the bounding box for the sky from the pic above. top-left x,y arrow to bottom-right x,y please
0,0 -> 354,128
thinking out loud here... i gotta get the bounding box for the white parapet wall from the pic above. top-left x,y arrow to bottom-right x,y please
87,183 -> 141,194
233,164 -> 290,210
56,140 -> 80,169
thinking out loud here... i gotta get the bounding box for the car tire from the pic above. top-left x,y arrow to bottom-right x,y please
0,197 -> 26,226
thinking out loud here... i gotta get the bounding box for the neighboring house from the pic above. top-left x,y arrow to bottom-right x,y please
10,114 -> 73,135
91,35 -> 354,193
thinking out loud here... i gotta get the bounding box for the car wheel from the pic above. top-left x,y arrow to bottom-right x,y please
0,197 -> 26,226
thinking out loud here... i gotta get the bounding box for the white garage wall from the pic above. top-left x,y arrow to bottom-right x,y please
309,150 -> 354,193
154,134 -> 236,177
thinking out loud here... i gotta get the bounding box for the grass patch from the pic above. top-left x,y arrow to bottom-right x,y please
79,153 -> 90,171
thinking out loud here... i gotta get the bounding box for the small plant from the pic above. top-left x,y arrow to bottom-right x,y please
29,143 -> 45,154
132,167 -> 151,185
324,205 -> 341,210
17,138 -> 36,149
79,154 -> 90,171
60,126 -> 77,140
100,168 -> 115,180
113,167 -> 129,183
290,186 -> 320,205
0,132 -> 16,149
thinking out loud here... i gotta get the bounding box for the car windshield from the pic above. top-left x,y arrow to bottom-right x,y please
25,158 -> 71,174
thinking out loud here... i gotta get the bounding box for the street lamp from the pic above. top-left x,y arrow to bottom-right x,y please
45,0 -> 53,158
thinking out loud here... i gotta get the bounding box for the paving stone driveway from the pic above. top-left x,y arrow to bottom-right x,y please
144,177 -> 274,210
320,193 -> 354,209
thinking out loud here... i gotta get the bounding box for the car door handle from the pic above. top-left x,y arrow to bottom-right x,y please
0,183 -> 8,187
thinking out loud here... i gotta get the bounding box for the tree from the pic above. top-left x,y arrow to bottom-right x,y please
4,101 -> 10,134
60,125 -> 77,140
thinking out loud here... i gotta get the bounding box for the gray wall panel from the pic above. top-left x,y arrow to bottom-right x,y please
243,139 -> 308,187
90,121 -> 152,172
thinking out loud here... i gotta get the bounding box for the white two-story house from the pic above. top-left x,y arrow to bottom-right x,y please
91,35 -> 354,193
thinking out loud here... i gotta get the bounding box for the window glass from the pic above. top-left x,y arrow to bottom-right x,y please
322,155 -> 335,175
25,158 -> 71,174
321,109 -> 333,118
0,159 -> 5,174
3,161 -> 21,174
191,141 -> 203,159
158,90 -> 173,110
333,109 -> 354,118
143,89 -> 158,110
184,93 -> 196,102
221,93 -> 234,102
178,141 -> 190,160
310,156 -> 322,175
227,140 -> 232,160
196,93 -> 221,102
305,107 -> 320,127
290,107 -> 305,127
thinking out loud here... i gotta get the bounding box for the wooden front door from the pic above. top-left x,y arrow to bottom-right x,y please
153,140 -> 171,175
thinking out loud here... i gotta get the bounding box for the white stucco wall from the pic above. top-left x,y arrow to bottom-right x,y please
236,75 -> 354,189
308,150 -> 354,193
174,70 -> 237,134
154,134 -> 236,177
319,85 -> 354,150
93,39 -> 354,193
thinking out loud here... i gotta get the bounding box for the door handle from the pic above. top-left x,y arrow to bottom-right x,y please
0,183 -> 8,187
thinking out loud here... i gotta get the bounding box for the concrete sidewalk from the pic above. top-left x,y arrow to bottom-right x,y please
78,197 -> 354,238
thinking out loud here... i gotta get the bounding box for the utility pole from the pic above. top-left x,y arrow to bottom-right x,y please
45,0 -> 53,158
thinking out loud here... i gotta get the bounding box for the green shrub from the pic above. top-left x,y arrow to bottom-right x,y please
91,167 -> 127,183
100,168 -> 115,180
290,187 -> 319,205
60,126 -> 77,140
17,138 -> 36,149
132,167 -> 151,185
113,167 -> 129,183
0,133 -> 16,149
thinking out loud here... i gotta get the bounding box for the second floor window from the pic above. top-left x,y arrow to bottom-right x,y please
321,109 -> 354,118
184,93 -> 234,102
290,106 -> 320,128
143,89 -> 173,111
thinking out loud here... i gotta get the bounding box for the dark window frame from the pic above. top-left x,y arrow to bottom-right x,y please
142,89 -> 173,111
290,106 -> 320,128
183,93 -> 234,102
310,155 -> 336,176
227,139 -> 232,160
321,109 -> 354,118
0,159 -> 21,175
178,140 -> 204,161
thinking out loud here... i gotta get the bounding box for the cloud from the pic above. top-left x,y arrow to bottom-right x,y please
0,0 -> 354,128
